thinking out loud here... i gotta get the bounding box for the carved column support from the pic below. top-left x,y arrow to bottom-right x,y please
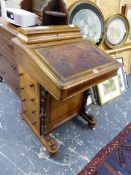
40,86 -> 59,155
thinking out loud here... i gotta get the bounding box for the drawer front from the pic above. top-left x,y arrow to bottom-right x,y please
0,27 -> 15,40
19,66 -> 40,134
0,34 -> 15,59
0,52 -> 19,76
5,53 -> 19,76
0,52 -> 20,97
19,67 -> 38,99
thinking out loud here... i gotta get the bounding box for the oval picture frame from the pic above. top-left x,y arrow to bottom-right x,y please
105,14 -> 130,49
68,0 -> 105,46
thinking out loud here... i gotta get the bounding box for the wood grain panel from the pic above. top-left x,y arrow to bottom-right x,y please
64,0 -> 96,8
19,66 -> 40,134
99,0 -> 120,19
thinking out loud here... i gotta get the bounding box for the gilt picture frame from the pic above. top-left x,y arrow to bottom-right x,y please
68,1 -> 105,46
86,94 -> 93,106
105,14 -> 130,49
117,57 -> 128,93
86,88 -> 98,106
97,76 -> 121,105
124,4 -> 131,43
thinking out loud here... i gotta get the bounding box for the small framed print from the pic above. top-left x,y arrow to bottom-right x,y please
117,57 -> 128,92
124,4 -> 131,43
86,94 -> 93,106
86,88 -> 98,106
97,76 -> 121,105
105,14 -> 130,49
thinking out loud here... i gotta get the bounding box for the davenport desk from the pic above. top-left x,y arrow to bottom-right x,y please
0,18 -> 120,155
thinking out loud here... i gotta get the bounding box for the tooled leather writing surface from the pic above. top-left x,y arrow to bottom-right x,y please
36,40 -> 112,79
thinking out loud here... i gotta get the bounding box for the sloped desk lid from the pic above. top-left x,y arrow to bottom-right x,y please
13,26 -> 120,100
34,40 -> 116,85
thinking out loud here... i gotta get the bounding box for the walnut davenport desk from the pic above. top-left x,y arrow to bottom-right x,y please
0,18 -> 120,155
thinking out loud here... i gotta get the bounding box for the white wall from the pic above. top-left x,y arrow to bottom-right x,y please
1,0 -> 22,17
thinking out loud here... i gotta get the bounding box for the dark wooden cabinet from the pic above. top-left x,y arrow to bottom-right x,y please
0,18 -> 20,97
20,0 -> 32,12
41,0 -> 67,25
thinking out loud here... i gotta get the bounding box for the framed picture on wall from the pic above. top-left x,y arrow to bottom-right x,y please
117,57 -> 128,92
105,14 -> 130,49
86,94 -> 93,106
97,76 -> 121,105
86,87 -> 98,106
68,1 -> 105,46
124,4 -> 131,43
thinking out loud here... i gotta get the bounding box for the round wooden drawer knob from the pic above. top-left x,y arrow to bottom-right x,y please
22,99 -> 26,102
19,73 -> 24,77
20,87 -> 25,90
22,110 -> 27,114
30,98 -> 35,102
29,84 -> 34,88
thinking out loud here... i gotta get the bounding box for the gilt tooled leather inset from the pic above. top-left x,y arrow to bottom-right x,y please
36,41 -> 111,78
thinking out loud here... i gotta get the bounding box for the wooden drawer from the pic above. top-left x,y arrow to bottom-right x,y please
0,34 -> 15,59
19,66 -> 37,85
0,27 -> 15,40
19,67 -> 39,106
20,80 -> 38,99
19,66 -> 40,133
20,88 -> 37,105
19,67 -> 38,99
0,52 -> 20,97
5,54 -> 19,76
0,51 -> 19,75
21,92 -> 40,132
22,98 -> 38,114
21,87 -> 40,133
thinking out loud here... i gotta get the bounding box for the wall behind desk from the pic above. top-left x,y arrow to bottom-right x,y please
64,0 -> 130,18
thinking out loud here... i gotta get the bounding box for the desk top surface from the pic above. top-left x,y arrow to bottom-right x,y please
35,40 -> 113,80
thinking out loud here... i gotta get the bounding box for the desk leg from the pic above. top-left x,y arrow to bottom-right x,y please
40,87 -> 59,155
80,90 -> 97,129
40,135 -> 59,156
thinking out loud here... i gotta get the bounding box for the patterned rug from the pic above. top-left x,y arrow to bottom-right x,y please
79,123 -> 131,175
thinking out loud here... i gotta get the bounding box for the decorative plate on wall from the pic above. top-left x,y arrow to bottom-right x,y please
105,14 -> 130,49
68,1 -> 105,46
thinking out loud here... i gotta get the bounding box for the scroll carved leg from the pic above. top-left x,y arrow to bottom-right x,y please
80,112 -> 97,129
80,90 -> 97,129
40,135 -> 59,155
